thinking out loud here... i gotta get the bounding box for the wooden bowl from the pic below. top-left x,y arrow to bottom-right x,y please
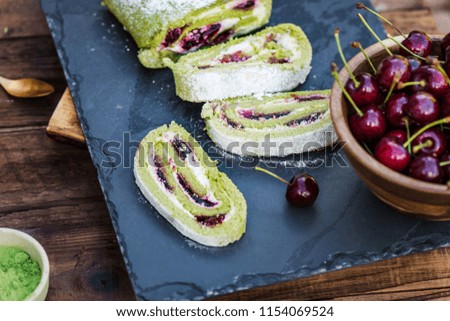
330,35 -> 450,221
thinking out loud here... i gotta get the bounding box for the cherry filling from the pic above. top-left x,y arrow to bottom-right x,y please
210,29 -> 235,45
162,27 -> 183,48
220,50 -> 251,63
234,0 -> 256,10
291,94 -> 327,102
285,112 -> 325,127
177,174 -> 218,208
172,137 -> 193,161
268,56 -> 290,64
238,109 -> 291,120
153,156 -> 173,191
196,214 -> 226,227
180,23 -> 221,51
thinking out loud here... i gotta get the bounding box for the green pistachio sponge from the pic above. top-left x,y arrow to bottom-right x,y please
104,0 -> 273,68
201,90 -> 336,156
134,122 -> 247,247
164,24 -> 313,102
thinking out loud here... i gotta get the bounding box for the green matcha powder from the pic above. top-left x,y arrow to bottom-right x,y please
0,246 -> 41,300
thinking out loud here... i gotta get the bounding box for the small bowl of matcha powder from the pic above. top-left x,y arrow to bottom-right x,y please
0,228 -> 49,301
0,246 -> 42,300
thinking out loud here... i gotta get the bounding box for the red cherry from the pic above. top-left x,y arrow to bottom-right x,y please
345,73 -> 380,106
286,174 -> 319,208
407,92 -> 440,126
349,105 -> 387,142
441,32 -> 450,56
374,136 -> 411,172
411,128 -> 448,157
411,65 -> 450,98
408,156 -> 444,183
442,92 -> 450,118
385,129 -> 408,144
400,31 -> 433,58
376,55 -> 411,90
407,57 -> 422,73
386,92 -> 409,128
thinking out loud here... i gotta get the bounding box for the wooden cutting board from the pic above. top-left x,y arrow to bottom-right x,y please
45,0 -> 446,145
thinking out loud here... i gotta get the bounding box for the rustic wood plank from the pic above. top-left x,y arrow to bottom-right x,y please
0,36 -> 66,129
0,0 -> 50,39
215,248 -> 450,301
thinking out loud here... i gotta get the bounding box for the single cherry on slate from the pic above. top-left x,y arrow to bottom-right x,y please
408,156 -> 444,184
376,55 -> 411,90
255,167 -> 319,208
374,136 -> 411,172
407,92 -> 440,126
400,31 -> 433,57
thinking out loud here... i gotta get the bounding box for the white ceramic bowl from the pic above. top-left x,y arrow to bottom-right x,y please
0,228 -> 50,301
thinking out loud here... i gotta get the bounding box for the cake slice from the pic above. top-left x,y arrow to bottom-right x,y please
201,90 -> 335,156
164,24 -> 313,102
134,122 -> 247,247
104,0 -> 272,68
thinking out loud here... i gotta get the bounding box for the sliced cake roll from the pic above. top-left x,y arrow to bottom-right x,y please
104,0 -> 272,68
134,122 -> 247,247
164,24 -> 313,102
201,90 -> 335,157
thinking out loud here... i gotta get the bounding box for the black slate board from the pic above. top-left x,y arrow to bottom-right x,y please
41,0 -> 450,300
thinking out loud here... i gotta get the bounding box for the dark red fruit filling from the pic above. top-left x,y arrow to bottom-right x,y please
286,112 -> 324,127
220,50 -> 251,63
268,56 -> 290,64
291,94 -> 327,102
153,156 -> 173,191
180,23 -> 221,51
177,174 -> 218,208
162,27 -> 183,48
234,0 -> 256,10
196,214 -> 226,227
172,137 -> 193,161
238,109 -> 291,120
210,29 -> 235,46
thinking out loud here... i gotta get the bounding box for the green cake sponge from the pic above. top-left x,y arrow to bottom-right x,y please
104,0 -> 272,68
134,122 -> 247,247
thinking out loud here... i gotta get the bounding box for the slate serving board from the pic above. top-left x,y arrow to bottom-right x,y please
41,0 -> 450,300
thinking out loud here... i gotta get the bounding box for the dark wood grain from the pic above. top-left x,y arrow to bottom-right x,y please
1,0 -> 450,301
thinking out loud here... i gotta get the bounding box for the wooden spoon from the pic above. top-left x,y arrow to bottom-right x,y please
0,75 -> 55,98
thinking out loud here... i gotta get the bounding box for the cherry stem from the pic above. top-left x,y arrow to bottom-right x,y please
255,166 -> 289,185
331,63 -> 364,117
403,116 -> 450,148
397,80 -> 426,90
440,160 -> 450,167
412,139 -> 433,154
404,117 -> 412,154
386,34 -> 426,61
351,41 -> 376,74
383,72 -> 401,104
335,29 -> 360,88
363,143 -> 373,156
358,13 -> 393,56
356,2 -> 405,37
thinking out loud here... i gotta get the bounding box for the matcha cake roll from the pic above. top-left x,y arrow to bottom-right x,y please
134,122 -> 247,247
104,0 -> 273,68
164,24 -> 313,102
201,90 -> 336,157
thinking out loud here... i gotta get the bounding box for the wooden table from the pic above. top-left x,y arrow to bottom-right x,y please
1,0 -> 450,301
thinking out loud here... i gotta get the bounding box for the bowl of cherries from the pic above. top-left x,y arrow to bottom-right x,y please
330,4 -> 450,220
